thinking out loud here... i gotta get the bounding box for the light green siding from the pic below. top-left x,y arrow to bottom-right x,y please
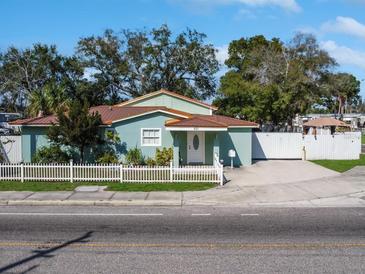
170,129 -> 252,167
20,113 -> 178,163
19,115 -> 254,166
112,112 -> 175,162
174,129 -> 252,167
218,128 -> 252,167
127,93 -> 211,115
171,131 -> 187,165
21,127 -> 50,162
204,132 -> 215,165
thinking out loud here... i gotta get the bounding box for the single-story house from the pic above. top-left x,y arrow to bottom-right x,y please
303,117 -> 350,135
10,89 -> 258,166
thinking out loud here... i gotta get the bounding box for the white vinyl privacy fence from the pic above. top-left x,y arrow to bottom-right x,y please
0,136 -> 22,163
0,161 -> 224,185
303,133 -> 362,160
252,132 -> 362,160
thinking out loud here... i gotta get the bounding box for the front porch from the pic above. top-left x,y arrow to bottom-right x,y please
170,130 -> 222,167
165,115 -> 256,167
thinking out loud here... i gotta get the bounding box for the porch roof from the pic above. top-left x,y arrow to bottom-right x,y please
165,114 -> 258,131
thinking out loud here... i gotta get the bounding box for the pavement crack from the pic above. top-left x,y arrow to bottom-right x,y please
109,192 -> 117,200
64,192 -> 75,200
22,192 -> 36,200
292,184 -> 321,199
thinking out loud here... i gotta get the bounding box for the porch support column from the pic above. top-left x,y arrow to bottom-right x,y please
213,133 -> 220,162
173,132 -> 180,167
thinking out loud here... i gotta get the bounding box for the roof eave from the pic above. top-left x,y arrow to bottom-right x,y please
165,126 -> 227,131
228,125 -> 259,128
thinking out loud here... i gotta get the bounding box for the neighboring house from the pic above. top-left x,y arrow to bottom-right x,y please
10,89 -> 258,166
295,113 -> 365,132
303,117 -> 350,135
0,112 -> 22,135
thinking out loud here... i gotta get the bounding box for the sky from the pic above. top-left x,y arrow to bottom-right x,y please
0,0 -> 365,97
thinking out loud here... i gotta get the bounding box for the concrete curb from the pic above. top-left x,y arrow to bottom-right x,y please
0,199 -> 182,207
1,196 -> 365,207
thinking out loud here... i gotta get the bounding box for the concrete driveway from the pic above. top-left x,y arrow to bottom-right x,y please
184,160 -> 365,206
224,160 -> 339,187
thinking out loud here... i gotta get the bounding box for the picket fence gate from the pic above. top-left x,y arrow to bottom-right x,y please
0,159 -> 224,185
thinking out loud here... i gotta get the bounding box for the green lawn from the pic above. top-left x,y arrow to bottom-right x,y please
0,181 -> 216,192
311,154 -> 365,173
362,134 -> 365,144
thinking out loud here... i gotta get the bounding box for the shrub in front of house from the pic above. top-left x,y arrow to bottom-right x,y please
96,152 -> 119,164
33,145 -> 71,163
155,147 -> 173,166
145,157 -> 156,166
125,147 -> 144,165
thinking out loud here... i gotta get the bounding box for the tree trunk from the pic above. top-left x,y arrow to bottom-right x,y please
338,95 -> 345,115
80,146 -> 84,163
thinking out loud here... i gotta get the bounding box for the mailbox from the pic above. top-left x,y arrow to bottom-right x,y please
228,149 -> 236,158
228,149 -> 236,169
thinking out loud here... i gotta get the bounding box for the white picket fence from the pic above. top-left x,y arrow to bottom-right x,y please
0,160 -> 224,185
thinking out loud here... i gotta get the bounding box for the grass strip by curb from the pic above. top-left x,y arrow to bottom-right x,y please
0,181 -> 216,192
311,154 -> 365,173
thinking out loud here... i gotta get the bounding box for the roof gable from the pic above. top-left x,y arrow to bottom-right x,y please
115,89 -> 217,111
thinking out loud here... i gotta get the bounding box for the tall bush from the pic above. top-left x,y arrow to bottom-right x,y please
125,147 -> 144,165
96,152 -> 119,164
33,145 -> 71,163
155,147 -> 173,166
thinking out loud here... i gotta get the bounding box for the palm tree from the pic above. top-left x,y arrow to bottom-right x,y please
27,83 -> 69,117
28,89 -> 49,117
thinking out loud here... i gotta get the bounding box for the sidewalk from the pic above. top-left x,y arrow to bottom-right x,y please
1,189 -> 365,207
1,163 -> 364,208
0,166 -> 364,207
0,191 -> 184,206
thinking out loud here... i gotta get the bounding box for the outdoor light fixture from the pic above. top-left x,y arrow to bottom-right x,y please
228,149 -> 236,169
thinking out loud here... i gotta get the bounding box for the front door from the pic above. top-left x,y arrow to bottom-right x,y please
187,131 -> 205,164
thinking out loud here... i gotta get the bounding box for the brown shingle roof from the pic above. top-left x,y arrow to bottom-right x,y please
10,115 -> 58,125
165,115 -> 259,128
10,106 -> 191,126
116,89 -> 218,110
303,117 -> 350,127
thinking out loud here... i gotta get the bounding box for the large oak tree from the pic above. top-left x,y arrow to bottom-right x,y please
77,24 -> 219,102
214,33 -> 345,130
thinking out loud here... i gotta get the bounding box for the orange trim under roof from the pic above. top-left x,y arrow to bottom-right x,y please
115,89 -> 218,110
165,115 -> 259,128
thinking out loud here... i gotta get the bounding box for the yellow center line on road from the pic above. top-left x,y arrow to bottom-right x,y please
0,242 -> 364,250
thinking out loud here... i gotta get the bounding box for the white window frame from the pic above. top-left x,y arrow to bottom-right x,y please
141,128 -> 162,147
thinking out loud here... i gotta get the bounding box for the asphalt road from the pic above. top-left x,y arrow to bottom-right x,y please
0,206 -> 364,274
